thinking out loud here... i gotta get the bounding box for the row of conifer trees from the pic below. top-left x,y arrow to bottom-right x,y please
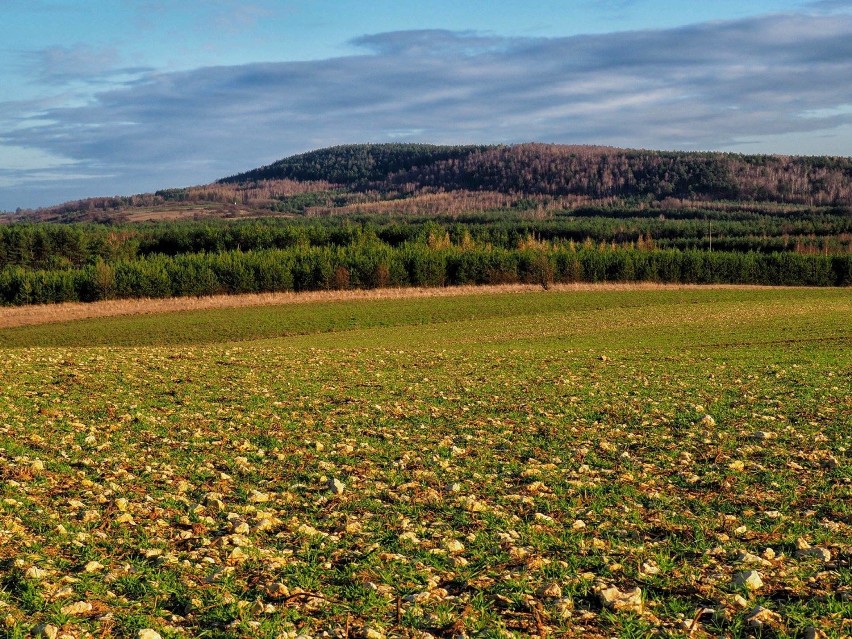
1,243 -> 849,306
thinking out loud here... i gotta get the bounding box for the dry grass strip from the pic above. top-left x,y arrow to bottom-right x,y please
0,282 -> 797,329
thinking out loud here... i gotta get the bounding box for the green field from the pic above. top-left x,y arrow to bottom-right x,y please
1,287 -> 850,638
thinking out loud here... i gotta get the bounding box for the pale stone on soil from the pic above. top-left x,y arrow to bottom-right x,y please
733,570 -> 763,590
266,582 -> 290,598
328,478 -> 345,495
137,630 -> 162,639
83,560 -> 104,573
445,539 -> 465,554
25,566 -> 48,580
746,606 -> 782,630
540,582 -> 562,598
248,490 -> 269,503
33,624 -> 58,639
597,585 -> 643,613
737,550 -> 771,567
60,600 -> 92,615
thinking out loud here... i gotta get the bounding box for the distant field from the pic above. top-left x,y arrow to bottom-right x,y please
0,288 -> 849,638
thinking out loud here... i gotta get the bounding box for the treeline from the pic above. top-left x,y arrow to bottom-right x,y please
220,143 -> 852,206
13,180 -> 337,223
2,211 -> 850,272
2,245 -> 850,306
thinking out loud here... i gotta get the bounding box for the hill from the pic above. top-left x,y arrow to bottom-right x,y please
6,143 -> 852,224
220,142 -> 852,205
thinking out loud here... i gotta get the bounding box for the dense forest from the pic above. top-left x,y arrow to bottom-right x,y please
1,143 -> 849,305
221,143 -> 852,205
0,214 -> 850,305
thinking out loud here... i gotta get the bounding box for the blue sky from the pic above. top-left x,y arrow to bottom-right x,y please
2,0 -> 851,210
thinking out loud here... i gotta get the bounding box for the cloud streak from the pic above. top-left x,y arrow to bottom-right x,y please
2,12 -> 852,208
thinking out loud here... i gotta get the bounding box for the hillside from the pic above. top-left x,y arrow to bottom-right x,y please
6,143 -> 852,224
220,143 -> 852,205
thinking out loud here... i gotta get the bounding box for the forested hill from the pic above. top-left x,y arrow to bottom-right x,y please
219,144 -> 491,185
220,143 -> 852,206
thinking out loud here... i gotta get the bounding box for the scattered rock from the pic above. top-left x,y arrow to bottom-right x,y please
572,519 -> 586,530
751,431 -> 775,441
804,626 -> 828,639
797,546 -> 831,562
328,478 -> 345,495
266,582 -> 290,599
83,560 -> 104,573
555,597 -> 574,619
539,582 -> 562,598
732,570 -> 763,591
745,606 -> 782,630
33,624 -> 59,639
597,585 -> 643,613
25,566 -> 48,580
736,550 -> 771,567
137,630 -> 162,639
403,591 -> 431,604
699,415 -> 716,428
60,600 -> 93,616
248,490 -> 269,503
445,539 -> 465,554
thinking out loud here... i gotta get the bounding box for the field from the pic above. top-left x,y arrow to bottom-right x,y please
0,287 -> 850,639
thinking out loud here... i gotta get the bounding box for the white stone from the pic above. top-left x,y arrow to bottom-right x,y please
60,601 -> 93,616
733,570 -> 763,591
598,585 -> 643,613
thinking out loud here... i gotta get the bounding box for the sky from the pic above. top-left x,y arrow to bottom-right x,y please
1,1 -> 851,210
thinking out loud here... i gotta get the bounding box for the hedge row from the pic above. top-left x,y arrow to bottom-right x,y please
1,244 -> 849,306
